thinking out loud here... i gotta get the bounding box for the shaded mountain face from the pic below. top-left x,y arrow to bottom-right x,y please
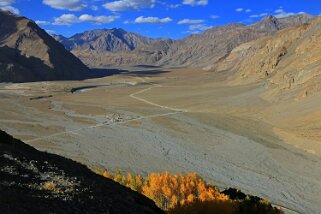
0,129 -> 163,213
0,10 -> 89,83
56,14 -> 314,69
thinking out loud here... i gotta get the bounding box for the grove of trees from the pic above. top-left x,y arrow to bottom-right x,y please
101,170 -> 283,214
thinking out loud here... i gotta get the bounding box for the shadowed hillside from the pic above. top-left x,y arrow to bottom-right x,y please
0,10 -> 89,83
0,130 -> 163,213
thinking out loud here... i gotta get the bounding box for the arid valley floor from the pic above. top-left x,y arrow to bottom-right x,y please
0,68 -> 321,214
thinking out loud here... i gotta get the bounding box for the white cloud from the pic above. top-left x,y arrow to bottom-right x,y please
0,0 -> 19,14
183,24 -> 212,34
235,8 -> 251,13
135,16 -> 172,24
0,5 -> 19,14
183,0 -> 208,6
169,4 -> 180,8
53,13 -> 119,25
36,20 -> 51,25
45,29 -> 56,35
274,9 -> 283,14
91,5 -> 98,11
183,30 -> 201,34
0,0 -> 14,6
79,14 -> 119,24
189,24 -> 212,31
210,15 -> 220,19
158,1 -> 180,9
250,13 -> 268,18
274,9 -> 299,18
274,7 -> 305,18
53,14 -> 80,25
178,19 -> 204,24
103,0 -> 156,12
42,0 -> 86,11
248,8 -> 306,19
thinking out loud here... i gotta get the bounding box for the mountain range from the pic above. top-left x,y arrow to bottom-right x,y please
0,9 -> 317,84
54,14 -> 314,69
51,11 -> 321,117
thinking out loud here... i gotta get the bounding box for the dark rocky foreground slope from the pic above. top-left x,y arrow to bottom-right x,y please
0,10 -> 89,83
0,130 -> 163,214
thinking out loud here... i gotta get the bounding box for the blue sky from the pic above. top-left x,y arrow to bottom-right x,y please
1,0 -> 320,39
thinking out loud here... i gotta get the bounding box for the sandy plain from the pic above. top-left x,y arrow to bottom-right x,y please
0,68 -> 320,214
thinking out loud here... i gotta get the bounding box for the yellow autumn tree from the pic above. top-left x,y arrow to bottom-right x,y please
101,170 -> 283,214
140,172 -> 231,210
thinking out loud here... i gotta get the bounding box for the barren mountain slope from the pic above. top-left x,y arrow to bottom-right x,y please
278,13 -> 315,28
0,10 -> 89,83
213,17 -> 321,100
58,14 -> 314,69
54,28 -> 173,68
55,28 -> 164,52
208,16 -> 321,149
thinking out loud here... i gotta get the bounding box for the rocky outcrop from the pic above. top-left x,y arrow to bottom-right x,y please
0,129 -> 163,213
